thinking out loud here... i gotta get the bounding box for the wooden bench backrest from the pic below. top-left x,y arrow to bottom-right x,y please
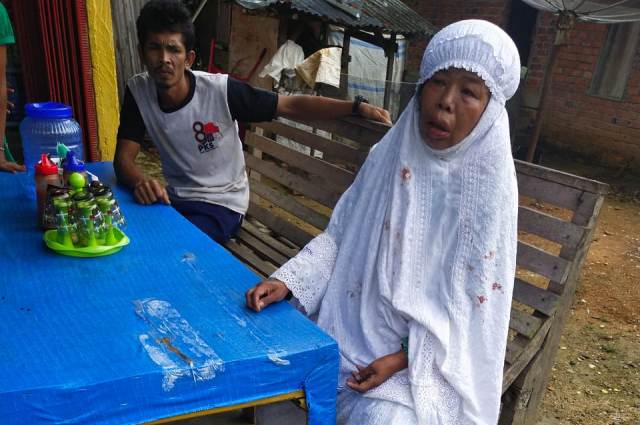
228,117 -> 608,402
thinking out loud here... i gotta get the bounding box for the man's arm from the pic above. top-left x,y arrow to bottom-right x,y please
0,44 -> 24,173
115,86 -> 169,205
114,138 -> 169,205
276,95 -> 392,125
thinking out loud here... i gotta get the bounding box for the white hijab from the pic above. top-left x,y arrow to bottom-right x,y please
273,20 -> 521,424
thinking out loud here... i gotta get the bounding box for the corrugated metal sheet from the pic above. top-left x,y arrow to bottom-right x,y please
235,0 -> 436,35
13,0 -> 99,161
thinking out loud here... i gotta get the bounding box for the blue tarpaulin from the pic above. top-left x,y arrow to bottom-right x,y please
0,163 -> 338,424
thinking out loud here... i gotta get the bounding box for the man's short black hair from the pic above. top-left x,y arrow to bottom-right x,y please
136,0 -> 196,51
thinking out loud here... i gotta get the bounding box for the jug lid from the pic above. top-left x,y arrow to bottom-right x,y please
25,102 -> 72,119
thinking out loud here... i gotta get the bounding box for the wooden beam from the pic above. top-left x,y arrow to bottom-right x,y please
253,121 -> 367,166
340,30 -> 351,99
245,132 -> 355,191
383,32 -> 397,110
515,160 -> 609,195
244,153 -> 342,209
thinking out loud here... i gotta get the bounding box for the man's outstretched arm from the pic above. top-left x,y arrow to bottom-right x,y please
276,95 -> 392,125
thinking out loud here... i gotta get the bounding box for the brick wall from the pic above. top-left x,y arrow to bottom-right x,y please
403,0 -> 640,169
403,0 -> 511,75
521,13 -> 640,169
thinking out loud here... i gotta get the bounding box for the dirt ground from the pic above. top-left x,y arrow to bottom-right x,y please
136,148 -> 639,425
533,153 -> 639,425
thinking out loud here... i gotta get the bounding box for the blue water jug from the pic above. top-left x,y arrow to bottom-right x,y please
19,102 -> 83,198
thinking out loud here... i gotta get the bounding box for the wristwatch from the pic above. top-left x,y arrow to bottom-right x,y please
352,95 -> 369,116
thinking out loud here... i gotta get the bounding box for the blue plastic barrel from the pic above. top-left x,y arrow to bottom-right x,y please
19,102 -> 83,198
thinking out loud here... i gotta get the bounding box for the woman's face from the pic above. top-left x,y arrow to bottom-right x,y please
419,68 -> 490,150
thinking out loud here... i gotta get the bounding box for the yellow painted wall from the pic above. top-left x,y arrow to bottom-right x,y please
86,0 -> 119,161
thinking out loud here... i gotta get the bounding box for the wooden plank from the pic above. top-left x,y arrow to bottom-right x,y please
250,181 -> 330,231
502,194 -> 606,424
294,116 -> 390,149
512,278 -> 560,317
244,153 -> 341,209
383,32 -> 397,109
224,239 -> 277,277
509,308 -> 543,339
245,132 -> 355,191
339,30 -> 351,98
148,390 -> 306,424
505,335 -> 528,366
515,160 -> 609,195
517,172 -> 586,212
247,202 -> 315,247
516,241 -> 570,283
235,228 -> 289,266
254,121 -> 367,166
241,221 -> 299,259
572,191 -> 603,227
517,206 -> 585,252
502,318 -> 553,393
111,0 -> 146,100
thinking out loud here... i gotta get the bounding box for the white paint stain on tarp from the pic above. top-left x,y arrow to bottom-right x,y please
135,299 -> 224,391
267,349 -> 290,366
230,313 -> 247,327
179,252 -> 292,368
181,252 -> 198,271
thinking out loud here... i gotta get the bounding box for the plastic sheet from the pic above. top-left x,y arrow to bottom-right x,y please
259,39 -> 305,85
521,0 -> 640,23
0,163 -> 339,425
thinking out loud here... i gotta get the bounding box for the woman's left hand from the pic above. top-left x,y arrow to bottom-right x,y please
0,159 -> 25,173
346,350 -> 408,393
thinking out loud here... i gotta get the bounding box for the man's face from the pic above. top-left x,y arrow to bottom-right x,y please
419,68 -> 490,150
139,31 -> 195,89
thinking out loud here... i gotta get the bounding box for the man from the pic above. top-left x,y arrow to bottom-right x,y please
115,0 -> 390,243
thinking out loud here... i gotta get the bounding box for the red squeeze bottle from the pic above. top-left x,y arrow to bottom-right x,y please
35,154 -> 61,228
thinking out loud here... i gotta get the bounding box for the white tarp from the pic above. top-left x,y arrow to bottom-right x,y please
259,40 -> 305,85
328,28 -> 407,119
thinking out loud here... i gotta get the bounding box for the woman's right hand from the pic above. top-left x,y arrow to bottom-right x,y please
245,278 -> 290,312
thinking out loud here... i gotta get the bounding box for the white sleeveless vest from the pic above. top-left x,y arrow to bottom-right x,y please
128,71 -> 249,214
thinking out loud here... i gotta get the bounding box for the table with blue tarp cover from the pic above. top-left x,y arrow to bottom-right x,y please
0,162 -> 339,425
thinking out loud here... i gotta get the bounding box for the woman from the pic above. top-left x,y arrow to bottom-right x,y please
0,2 -> 23,173
246,20 -> 521,424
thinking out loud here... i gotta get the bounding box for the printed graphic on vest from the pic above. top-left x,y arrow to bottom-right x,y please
193,121 -> 221,153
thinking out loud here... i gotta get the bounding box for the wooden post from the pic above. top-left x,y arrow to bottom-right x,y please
383,32 -> 397,110
524,42 -> 561,163
525,13 -> 574,163
340,30 -> 351,100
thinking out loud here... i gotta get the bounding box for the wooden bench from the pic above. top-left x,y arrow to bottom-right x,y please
225,116 -> 608,425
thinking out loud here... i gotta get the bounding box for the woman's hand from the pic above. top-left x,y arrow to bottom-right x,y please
0,158 -> 25,173
245,278 -> 290,312
346,350 -> 408,393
